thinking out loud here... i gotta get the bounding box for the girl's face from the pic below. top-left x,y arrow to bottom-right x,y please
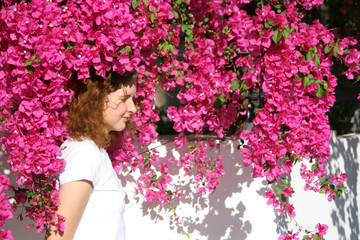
103,83 -> 137,133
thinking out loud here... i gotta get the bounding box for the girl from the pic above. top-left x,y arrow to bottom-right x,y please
46,69 -> 137,240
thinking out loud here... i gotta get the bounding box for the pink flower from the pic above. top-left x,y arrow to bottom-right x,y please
315,223 -> 328,237
265,190 -> 279,208
196,187 -> 207,195
278,230 -> 299,240
331,173 -> 347,186
0,229 -> 14,240
283,187 -> 295,197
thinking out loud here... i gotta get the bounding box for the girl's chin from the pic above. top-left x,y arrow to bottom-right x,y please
107,123 -> 126,132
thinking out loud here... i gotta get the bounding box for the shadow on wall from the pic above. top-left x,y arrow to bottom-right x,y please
120,134 -> 360,240
183,140 -> 252,240
329,134 -> 359,240
121,137 -> 258,240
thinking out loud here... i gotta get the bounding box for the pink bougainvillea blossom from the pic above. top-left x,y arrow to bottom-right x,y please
0,0 -> 358,239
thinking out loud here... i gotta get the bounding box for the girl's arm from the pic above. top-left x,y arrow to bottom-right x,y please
45,180 -> 93,240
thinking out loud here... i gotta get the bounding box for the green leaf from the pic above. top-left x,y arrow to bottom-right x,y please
132,0 -> 140,9
313,235 -> 321,240
303,235 -> 310,240
281,194 -> 287,202
203,17 -> 209,24
159,42 -> 169,52
65,41 -> 75,50
323,82 -> 329,92
219,95 -> 227,105
355,76 -> 360,83
264,20 -> 274,28
185,81 -> 193,89
222,26 -> 230,36
314,54 -> 320,68
27,65 -> 35,74
209,162 -> 215,170
124,45 -> 132,55
274,187 -> 282,195
176,70 -> 184,77
144,157 -> 150,165
272,29 -> 281,44
24,59 -> 32,67
336,189 -> 343,198
282,26 -> 291,40
151,173 -> 157,182
306,51 -> 313,62
316,85 -> 325,98
168,43 -> 175,53
311,163 -> 317,171
333,45 -> 340,57
231,80 -> 240,91
224,45 -> 234,61
171,9 -> 179,19
150,12 -> 155,23
240,82 -> 248,98
294,153 -> 301,164
320,177 -> 328,185
142,0 -> 148,6
185,233 -> 190,239
303,75 -> 310,87
214,95 -> 227,109
267,179 -> 276,184
324,44 -> 332,54
144,71 -> 150,77
26,192 -> 34,198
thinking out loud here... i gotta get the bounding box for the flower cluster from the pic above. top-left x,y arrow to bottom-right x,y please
0,0 -> 359,239
0,175 -> 13,239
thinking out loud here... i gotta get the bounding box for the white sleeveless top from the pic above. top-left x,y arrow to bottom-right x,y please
59,138 -> 126,240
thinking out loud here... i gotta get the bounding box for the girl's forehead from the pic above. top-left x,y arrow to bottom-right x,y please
109,84 -> 136,97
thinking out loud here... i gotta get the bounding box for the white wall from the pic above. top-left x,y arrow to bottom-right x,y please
2,133 -> 359,240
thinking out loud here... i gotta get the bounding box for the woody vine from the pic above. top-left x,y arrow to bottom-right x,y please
0,0 -> 359,239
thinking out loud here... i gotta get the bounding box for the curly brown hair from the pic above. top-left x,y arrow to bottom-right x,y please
67,68 -> 137,148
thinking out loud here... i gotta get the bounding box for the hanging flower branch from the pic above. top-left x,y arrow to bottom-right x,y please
0,0 -> 359,239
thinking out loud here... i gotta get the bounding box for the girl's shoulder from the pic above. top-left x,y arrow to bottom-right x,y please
59,138 -> 104,187
61,138 -> 100,152
60,138 -> 104,161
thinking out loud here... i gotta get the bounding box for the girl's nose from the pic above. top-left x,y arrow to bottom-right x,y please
127,99 -> 137,114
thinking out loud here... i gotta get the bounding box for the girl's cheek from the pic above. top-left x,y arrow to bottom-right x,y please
117,102 -> 127,111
